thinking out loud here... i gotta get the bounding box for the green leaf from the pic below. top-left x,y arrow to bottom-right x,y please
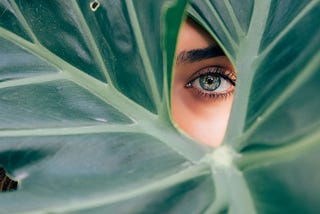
0,0 -> 319,213
189,0 -> 320,213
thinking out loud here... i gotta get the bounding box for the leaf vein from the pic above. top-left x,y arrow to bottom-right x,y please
204,0 -> 239,50
260,0 -> 319,57
10,0 -> 39,44
71,0 -> 112,84
125,0 -> 162,113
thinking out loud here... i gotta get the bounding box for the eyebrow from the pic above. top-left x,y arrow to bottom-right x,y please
176,45 -> 225,64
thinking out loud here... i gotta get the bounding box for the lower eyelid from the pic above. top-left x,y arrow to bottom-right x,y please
187,85 -> 235,101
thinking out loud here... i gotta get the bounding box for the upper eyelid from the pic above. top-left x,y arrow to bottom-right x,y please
188,66 -> 235,84
188,66 -> 222,79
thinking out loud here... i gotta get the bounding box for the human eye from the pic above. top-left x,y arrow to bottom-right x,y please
185,66 -> 236,100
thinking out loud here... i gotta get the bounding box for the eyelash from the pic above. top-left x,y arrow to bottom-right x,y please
185,66 -> 236,100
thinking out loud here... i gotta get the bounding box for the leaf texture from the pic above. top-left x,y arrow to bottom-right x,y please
0,0 -> 320,213
189,0 -> 320,213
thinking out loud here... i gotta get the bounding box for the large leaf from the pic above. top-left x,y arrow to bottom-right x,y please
189,0 -> 320,213
0,0 -> 319,213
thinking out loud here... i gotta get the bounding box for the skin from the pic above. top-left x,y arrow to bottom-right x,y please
171,18 -> 236,147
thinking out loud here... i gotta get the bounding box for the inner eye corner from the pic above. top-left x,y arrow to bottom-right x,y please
0,167 -> 18,192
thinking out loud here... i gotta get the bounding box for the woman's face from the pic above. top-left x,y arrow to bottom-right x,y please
171,18 -> 236,147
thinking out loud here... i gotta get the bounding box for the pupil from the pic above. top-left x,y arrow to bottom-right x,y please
200,74 -> 220,91
207,77 -> 214,84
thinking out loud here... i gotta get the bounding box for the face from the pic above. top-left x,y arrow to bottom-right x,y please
171,18 -> 236,147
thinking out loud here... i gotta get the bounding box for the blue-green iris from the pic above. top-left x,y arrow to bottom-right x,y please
199,74 -> 221,91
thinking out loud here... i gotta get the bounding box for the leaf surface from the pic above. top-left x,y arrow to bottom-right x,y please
1,0 -> 320,213
0,0 -> 212,213
189,0 -> 320,212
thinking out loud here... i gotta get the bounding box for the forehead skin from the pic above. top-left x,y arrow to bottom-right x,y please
176,18 -> 216,54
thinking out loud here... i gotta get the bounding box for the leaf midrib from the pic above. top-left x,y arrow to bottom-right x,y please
2,163 -> 211,213
0,27 -> 149,119
224,0 -> 272,147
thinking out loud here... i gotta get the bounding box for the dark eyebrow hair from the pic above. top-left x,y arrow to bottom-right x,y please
176,45 -> 225,64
